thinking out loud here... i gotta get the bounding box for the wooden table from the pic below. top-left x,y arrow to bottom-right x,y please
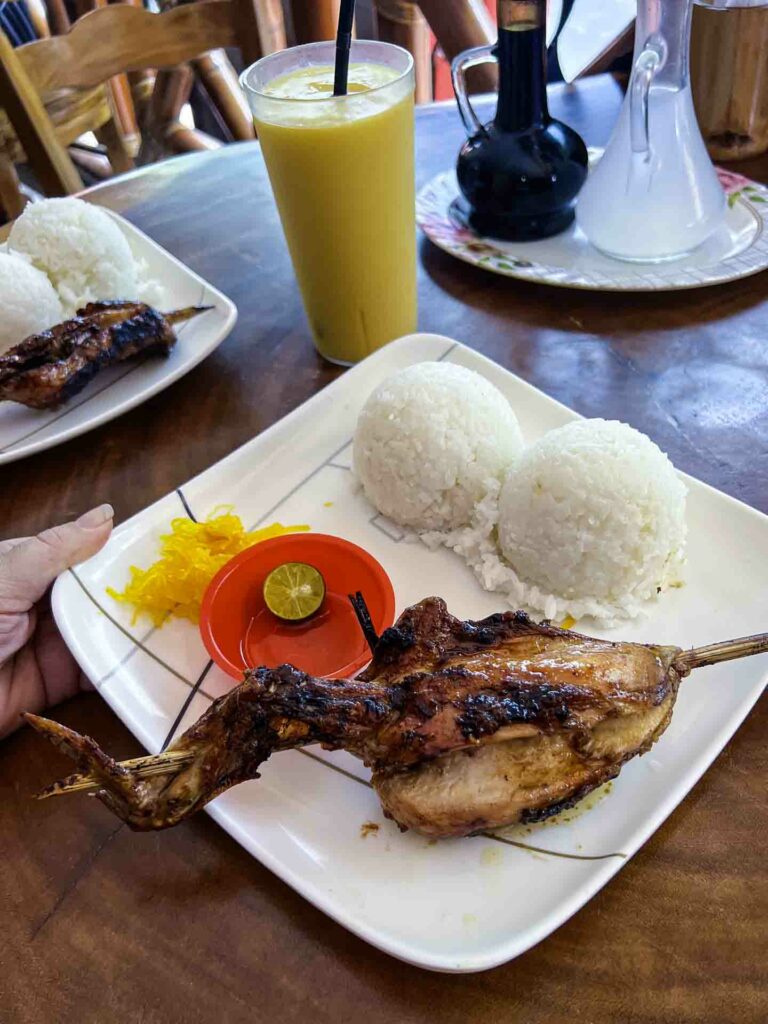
2,76 -> 766,1023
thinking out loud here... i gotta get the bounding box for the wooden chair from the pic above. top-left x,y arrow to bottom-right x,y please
150,0 -> 277,159
289,0 -> 341,43
0,0 -> 140,212
0,0 -> 285,204
375,1 -> 434,103
417,0 -> 497,93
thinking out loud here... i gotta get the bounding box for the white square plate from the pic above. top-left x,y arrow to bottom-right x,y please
51,334 -> 768,972
0,210 -> 237,465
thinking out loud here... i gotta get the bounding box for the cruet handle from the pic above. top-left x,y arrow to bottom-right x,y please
630,41 -> 664,155
451,44 -> 497,138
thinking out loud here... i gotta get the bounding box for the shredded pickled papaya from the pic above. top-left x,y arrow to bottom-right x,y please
107,508 -> 309,626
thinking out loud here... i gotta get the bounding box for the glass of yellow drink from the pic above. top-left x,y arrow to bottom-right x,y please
241,42 -> 416,365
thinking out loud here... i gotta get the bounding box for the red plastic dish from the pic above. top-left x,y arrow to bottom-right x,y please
199,533 -> 396,680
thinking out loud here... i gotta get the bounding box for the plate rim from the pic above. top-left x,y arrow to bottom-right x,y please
417,169 -> 768,293
50,333 -> 768,972
0,209 -> 238,467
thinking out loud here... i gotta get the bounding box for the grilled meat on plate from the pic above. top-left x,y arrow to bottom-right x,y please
25,598 -> 768,836
0,300 -> 210,409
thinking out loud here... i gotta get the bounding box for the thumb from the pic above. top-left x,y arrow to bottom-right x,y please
0,504 -> 114,613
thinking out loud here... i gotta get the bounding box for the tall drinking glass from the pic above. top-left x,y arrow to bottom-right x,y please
241,42 -> 417,365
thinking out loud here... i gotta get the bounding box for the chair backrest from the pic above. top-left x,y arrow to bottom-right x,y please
13,0 -> 283,99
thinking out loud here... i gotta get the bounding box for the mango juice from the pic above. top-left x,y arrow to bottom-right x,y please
246,52 -> 417,364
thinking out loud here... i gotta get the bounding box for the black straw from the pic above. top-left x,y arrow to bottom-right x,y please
348,591 -> 379,654
333,0 -> 356,96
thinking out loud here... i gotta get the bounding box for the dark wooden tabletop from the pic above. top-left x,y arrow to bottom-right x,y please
1,75 -> 766,1023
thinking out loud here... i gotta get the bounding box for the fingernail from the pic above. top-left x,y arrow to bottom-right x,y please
76,504 -> 114,529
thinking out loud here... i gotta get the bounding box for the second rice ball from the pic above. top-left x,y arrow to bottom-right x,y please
497,418 -> 687,607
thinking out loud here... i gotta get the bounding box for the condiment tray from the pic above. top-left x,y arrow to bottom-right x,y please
417,163 -> 768,291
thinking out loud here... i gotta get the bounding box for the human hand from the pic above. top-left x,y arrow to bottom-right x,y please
0,504 -> 114,739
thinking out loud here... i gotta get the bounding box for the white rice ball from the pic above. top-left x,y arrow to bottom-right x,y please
0,252 -> 63,354
8,197 -> 138,315
498,418 -> 687,610
354,362 -> 525,530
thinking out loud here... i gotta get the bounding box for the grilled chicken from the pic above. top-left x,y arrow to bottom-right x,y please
25,598 -> 768,836
368,601 -> 682,835
0,300 -> 210,409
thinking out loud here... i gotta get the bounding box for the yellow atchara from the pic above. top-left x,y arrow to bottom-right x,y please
107,508 -> 309,626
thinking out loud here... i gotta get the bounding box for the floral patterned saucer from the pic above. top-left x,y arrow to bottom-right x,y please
417,159 -> 768,292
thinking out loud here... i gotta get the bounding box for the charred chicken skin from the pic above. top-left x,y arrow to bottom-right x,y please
0,300 -> 210,409
26,598 -> 768,837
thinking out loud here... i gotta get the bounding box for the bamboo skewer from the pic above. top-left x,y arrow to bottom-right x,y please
348,590 -> 379,654
673,632 -> 768,674
36,748 -> 195,799
165,304 -> 213,325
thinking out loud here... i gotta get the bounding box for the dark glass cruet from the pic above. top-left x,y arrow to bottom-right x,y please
452,0 -> 588,241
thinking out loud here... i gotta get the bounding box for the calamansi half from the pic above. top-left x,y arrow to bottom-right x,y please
263,562 -> 326,622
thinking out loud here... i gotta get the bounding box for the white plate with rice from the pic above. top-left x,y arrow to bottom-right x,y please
50,333 -> 768,972
0,202 -> 236,466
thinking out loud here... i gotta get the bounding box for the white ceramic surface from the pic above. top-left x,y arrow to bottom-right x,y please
547,0 -> 564,45
417,167 -> 768,291
0,211 -> 237,465
558,0 -> 636,83
52,334 -> 768,972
